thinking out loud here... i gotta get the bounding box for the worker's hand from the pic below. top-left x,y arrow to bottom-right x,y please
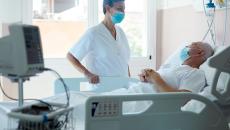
139,69 -> 161,84
85,71 -> 100,84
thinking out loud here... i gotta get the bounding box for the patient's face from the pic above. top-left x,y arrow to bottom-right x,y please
187,42 -> 204,57
183,42 -> 212,67
183,42 -> 206,67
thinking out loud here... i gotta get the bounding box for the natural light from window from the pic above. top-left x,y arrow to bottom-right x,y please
33,0 -> 147,58
32,0 -> 88,58
98,0 -> 147,57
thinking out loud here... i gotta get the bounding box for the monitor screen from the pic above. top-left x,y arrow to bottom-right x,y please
0,24 -> 44,77
23,25 -> 44,64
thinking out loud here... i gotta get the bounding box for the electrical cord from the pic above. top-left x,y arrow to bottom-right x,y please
202,0 -> 216,45
0,69 -> 71,129
222,0 -> 228,45
203,0 -> 229,46
0,73 -> 70,129
213,20 -> 217,44
0,68 -> 70,108
17,106 -> 70,130
202,14 -> 215,41
42,68 -> 70,107
0,77 -> 53,109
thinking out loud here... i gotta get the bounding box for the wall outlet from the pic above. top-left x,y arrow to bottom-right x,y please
193,0 -> 230,12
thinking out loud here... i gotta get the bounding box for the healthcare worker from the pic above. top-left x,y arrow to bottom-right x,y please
67,0 -> 130,84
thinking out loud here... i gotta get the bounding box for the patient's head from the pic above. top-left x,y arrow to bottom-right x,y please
182,42 -> 214,68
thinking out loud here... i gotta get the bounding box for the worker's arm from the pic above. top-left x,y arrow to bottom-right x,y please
139,69 -> 191,93
67,53 -> 99,84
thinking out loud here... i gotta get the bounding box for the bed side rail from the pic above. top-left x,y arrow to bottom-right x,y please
85,93 -> 229,130
54,77 -> 139,94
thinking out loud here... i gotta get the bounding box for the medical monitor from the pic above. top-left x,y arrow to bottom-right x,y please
209,46 -> 230,73
0,24 -> 44,77
209,46 -> 230,105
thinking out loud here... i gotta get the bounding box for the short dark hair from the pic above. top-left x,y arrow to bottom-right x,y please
103,0 -> 125,14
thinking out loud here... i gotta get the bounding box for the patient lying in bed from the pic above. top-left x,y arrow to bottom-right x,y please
103,42 -> 214,113
140,42 -> 214,93
106,42 -> 214,95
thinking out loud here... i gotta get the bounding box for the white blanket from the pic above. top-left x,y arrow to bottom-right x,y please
102,83 -> 219,114
102,82 -> 156,113
102,82 -> 156,95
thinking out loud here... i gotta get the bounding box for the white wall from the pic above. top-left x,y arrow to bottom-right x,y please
0,0 -> 22,23
157,5 -> 230,66
158,0 -> 192,9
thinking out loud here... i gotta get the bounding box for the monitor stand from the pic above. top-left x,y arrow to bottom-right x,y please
7,76 -> 30,107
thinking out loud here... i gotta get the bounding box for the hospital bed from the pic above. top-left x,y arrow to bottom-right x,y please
53,77 -> 230,130
1,45 -> 230,130
53,44 -> 230,130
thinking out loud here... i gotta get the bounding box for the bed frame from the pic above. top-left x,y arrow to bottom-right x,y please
54,77 -> 230,130
85,93 -> 229,130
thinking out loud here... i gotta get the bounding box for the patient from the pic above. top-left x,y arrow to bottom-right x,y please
104,42 -> 215,113
139,42 -> 214,93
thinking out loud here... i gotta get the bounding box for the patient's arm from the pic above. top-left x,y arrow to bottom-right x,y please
139,69 -> 191,93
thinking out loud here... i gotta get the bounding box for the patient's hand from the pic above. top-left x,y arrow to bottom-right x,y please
139,69 -> 162,84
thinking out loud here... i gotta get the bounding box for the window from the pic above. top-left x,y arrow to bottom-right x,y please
98,0 -> 147,57
98,0 -> 156,75
32,0 -> 156,75
32,0 -> 88,58
32,0 -> 156,62
0,0 -> 156,100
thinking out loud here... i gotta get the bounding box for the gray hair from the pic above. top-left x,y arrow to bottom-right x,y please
200,42 -> 214,60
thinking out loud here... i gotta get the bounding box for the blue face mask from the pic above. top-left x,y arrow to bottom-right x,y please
111,11 -> 125,24
180,47 -> 190,62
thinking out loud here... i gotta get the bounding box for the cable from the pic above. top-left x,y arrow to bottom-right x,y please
213,20 -> 217,44
0,77 -> 53,109
202,0 -> 217,45
209,19 -> 216,45
222,0 -> 228,45
42,68 -> 70,107
202,14 -> 215,41
0,68 -> 70,108
0,72 -> 71,129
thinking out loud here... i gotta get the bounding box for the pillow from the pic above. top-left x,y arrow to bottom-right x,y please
199,45 -> 230,89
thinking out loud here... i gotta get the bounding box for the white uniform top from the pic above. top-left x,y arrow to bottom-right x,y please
69,23 -> 130,77
158,65 -> 206,93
